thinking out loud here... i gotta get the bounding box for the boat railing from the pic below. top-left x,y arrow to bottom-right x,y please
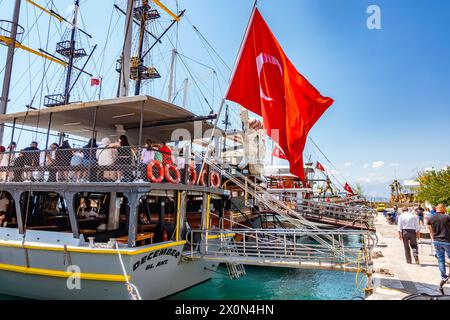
260,192 -> 376,223
0,146 -> 222,186
185,228 -> 377,270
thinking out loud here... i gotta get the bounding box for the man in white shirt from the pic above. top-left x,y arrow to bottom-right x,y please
397,207 -> 421,264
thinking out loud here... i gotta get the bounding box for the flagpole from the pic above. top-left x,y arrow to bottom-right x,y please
196,2 -> 260,182
224,2 -> 258,97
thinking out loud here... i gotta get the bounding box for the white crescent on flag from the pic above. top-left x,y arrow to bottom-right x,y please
256,53 -> 283,101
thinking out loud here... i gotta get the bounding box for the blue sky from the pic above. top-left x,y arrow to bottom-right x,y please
0,0 -> 449,198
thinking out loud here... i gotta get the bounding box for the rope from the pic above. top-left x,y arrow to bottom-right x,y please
114,240 -> 142,300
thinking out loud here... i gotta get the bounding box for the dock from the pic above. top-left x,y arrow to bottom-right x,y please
367,214 -> 447,300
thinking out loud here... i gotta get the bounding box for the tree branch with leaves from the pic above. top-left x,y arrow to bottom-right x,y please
417,168 -> 450,206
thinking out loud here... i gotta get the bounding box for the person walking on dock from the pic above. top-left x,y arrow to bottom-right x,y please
398,208 -> 421,264
427,204 -> 450,284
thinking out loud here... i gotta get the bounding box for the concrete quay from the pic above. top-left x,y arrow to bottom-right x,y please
367,214 -> 449,300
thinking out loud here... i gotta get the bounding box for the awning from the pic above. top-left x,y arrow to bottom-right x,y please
0,95 -> 219,144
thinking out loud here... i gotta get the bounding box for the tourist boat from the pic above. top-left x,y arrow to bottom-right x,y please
0,95 -> 234,300
0,0 -> 238,300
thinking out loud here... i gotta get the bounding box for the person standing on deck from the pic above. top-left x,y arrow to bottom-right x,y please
115,135 -> 135,182
427,204 -> 450,285
159,142 -> 173,165
82,139 -> 98,182
47,143 -> 59,182
96,137 -> 118,182
398,207 -> 421,264
55,141 -> 72,182
23,141 -> 40,181
0,142 -> 16,181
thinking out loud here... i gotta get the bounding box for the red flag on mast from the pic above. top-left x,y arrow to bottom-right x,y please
91,77 -> 101,86
225,8 -> 334,182
344,183 -> 355,196
316,162 -> 325,172
272,145 -> 287,160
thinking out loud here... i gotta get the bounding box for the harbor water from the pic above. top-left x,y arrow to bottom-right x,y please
167,266 -> 364,300
0,267 -> 364,300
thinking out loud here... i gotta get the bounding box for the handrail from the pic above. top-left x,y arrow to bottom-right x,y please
0,146 -> 220,186
185,229 -> 376,269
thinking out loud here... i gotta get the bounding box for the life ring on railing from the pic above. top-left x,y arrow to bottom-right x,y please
199,169 -> 208,186
164,164 -> 181,184
146,160 -> 164,183
210,171 -> 221,188
188,166 -> 197,185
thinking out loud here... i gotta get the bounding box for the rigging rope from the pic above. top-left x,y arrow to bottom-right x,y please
308,136 -> 355,191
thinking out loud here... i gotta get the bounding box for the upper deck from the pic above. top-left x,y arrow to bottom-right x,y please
0,95 -> 218,144
0,95 -> 226,193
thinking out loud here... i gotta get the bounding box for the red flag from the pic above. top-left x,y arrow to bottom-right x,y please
225,9 -> 333,182
316,162 -> 325,172
344,183 -> 355,196
91,77 -> 101,86
272,145 -> 287,160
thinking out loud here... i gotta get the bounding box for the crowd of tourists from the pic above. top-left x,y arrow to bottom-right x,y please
391,204 -> 450,288
0,136 -> 189,183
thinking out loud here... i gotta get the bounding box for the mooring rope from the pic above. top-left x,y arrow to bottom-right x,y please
114,240 -> 142,300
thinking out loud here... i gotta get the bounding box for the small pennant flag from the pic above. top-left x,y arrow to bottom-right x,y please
272,145 -> 287,160
316,162 -> 325,172
91,77 -> 101,86
344,183 -> 355,196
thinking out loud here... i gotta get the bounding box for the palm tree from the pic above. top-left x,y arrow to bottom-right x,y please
390,180 -> 402,202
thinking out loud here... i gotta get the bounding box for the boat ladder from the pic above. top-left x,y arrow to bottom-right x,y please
221,237 -> 246,279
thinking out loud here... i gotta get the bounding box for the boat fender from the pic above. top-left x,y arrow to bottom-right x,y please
164,164 -> 181,184
210,171 -> 221,188
188,166 -> 197,185
146,160 -> 164,183
199,169 -> 208,186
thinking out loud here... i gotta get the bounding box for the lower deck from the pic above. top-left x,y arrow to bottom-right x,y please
0,182 -> 229,248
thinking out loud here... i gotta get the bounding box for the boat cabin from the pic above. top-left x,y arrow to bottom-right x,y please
0,96 -> 229,248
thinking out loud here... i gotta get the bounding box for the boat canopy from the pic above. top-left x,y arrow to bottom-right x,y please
0,95 -> 218,144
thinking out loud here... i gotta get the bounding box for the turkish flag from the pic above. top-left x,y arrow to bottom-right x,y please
316,161 -> 325,172
344,183 -> 355,196
272,145 -> 287,160
225,8 -> 333,182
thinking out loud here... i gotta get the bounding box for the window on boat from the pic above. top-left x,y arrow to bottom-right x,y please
21,192 -> 71,232
186,195 -> 203,230
74,192 -> 128,243
137,195 -> 176,245
185,195 -> 225,230
0,191 -> 17,229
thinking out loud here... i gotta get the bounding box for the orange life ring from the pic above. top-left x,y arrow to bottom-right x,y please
199,169 -> 208,186
146,160 -> 164,183
164,164 -> 181,184
188,166 -> 197,185
210,171 -> 221,188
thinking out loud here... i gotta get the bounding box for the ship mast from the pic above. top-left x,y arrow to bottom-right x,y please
0,0 -> 22,145
118,0 -> 134,97
167,48 -> 177,102
133,0 -> 149,96
63,0 -> 80,104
